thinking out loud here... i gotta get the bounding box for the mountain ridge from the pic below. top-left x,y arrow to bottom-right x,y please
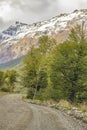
0,9 -> 87,64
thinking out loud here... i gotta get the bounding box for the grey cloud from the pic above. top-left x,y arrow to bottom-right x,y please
0,0 -> 58,13
10,0 -> 58,14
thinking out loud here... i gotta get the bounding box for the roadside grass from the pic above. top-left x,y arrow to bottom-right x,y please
0,91 -> 8,96
23,95 -> 87,114
55,100 -> 87,113
58,100 -> 73,110
77,104 -> 87,113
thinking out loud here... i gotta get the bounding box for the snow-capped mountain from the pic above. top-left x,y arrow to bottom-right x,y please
0,9 -> 87,64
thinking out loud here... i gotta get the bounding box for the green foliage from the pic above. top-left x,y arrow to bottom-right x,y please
22,24 -> 87,103
23,48 -> 41,88
0,71 -> 5,87
38,35 -> 56,55
26,87 -> 35,99
22,35 -> 56,99
0,86 -> 11,92
69,22 -> 87,43
50,40 -> 87,103
5,70 -> 17,92
0,69 -> 17,92
22,47 -> 48,99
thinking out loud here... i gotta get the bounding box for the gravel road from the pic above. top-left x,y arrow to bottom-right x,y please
0,94 -> 86,130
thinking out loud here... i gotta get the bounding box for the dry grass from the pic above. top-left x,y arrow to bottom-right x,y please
0,91 -> 8,96
58,100 -> 87,112
77,104 -> 87,112
58,100 -> 73,110
58,100 -> 87,114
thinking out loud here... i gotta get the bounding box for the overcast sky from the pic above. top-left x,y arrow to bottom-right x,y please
0,0 -> 87,31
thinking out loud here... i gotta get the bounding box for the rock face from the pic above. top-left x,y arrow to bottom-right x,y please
0,9 -> 87,64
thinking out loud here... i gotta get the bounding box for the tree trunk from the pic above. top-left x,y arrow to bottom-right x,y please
33,84 -> 38,100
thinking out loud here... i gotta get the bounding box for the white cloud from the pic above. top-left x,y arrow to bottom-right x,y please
0,0 -> 87,31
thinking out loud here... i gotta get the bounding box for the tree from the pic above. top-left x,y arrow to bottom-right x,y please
23,47 -> 47,99
5,70 -> 17,92
50,23 -> 87,103
0,71 -> 4,87
50,41 -> 87,102
38,35 -> 56,55
22,35 -> 56,99
69,22 -> 87,43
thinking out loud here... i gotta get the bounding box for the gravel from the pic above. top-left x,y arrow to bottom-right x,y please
0,94 -> 86,130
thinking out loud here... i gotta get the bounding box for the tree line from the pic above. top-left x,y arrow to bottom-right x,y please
0,70 -> 17,92
22,23 -> 87,103
0,23 -> 87,104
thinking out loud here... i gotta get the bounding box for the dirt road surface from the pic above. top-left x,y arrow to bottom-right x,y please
0,94 -> 86,130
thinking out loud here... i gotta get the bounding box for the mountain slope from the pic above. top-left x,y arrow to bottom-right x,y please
0,56 -> 25,70
0,9 -> 87,64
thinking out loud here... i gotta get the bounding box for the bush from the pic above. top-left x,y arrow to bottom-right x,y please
26,88 -> 35,99
0,86 -> 11,92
